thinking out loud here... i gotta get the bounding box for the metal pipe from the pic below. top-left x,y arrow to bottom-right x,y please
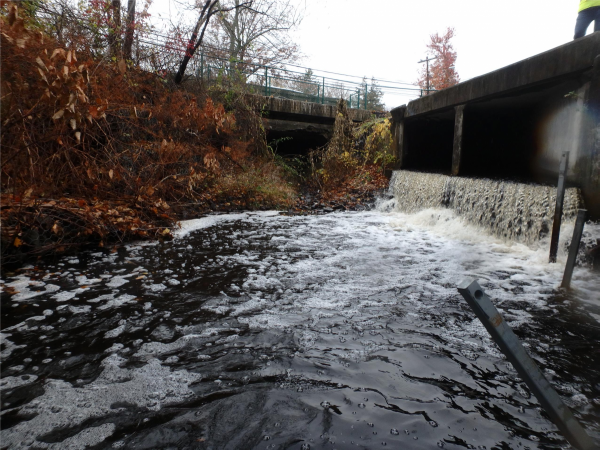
550,151 -> 570,263
457,279 -> 597,450
561,209 -> 587,289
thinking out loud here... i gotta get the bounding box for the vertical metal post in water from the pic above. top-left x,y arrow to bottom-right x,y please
561,209 -> 587,289
457,280 -> 596,450
549,151 -> 570,263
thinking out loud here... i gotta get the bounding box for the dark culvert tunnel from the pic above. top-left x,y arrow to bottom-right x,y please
263,117 -> 333,158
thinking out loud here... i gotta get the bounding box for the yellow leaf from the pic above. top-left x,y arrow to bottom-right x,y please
136,275 -> 145,280
13,237 -> 23,247
162,228 -> 170,235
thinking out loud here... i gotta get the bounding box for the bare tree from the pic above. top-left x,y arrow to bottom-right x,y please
174,0 -> 254,84
208,0 -> 302,73
326,81 -> 348,101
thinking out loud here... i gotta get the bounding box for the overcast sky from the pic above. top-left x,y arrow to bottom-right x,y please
152,0 -> 591,109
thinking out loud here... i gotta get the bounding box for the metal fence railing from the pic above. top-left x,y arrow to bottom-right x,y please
195,55 -> 429,110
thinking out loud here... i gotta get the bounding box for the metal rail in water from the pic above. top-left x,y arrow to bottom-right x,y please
457,279 -> 597,450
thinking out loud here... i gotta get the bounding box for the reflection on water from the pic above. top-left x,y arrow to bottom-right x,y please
1,210 -> 599,449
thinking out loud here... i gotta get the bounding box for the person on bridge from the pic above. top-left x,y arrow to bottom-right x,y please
574,0 -> 600,39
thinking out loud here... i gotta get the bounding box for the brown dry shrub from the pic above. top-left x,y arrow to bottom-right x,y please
210,161 -> 297,209
0,4 -> 290,265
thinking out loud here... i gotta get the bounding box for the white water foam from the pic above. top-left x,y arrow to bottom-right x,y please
174,211 -> 279,238
0,355 -> 201,449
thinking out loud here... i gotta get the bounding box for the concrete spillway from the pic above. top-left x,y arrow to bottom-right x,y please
388,170 -> 582,245
391,32 -> 600,218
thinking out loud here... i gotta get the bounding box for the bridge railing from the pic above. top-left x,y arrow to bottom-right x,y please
194,54 -> 429,109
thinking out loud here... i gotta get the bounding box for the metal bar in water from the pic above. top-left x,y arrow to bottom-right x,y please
561,209 -> 587,289
457,279 -> 597,450
549,151 -> 570,263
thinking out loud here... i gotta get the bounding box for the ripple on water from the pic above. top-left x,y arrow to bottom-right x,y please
0,210 -> 599,449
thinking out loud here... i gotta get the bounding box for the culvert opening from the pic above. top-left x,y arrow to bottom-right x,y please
266,128 -> 330,157
460,78 -> 584,184
403,109 -> 455,174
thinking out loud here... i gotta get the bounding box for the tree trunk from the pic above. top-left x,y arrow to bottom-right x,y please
228,0 -> 240,73
108,0 -> 122,58
174,0 -> 252,84
174,0 -> 217,84
174,15 -> 205,84
123,0 -> 135,60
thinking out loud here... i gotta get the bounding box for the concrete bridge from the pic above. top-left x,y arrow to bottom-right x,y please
391,32 -> 600,218
247,95 -> 373,153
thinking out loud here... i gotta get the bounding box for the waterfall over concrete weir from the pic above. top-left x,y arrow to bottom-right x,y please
388,170 -> 583,245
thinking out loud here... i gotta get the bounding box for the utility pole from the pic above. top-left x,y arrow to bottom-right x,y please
418,55 -> 438,95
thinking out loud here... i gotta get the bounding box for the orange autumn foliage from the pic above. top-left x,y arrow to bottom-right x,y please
0,3 -> 293,265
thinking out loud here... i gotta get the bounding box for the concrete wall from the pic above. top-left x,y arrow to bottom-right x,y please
247,95 -> 372,124
390,33 -> 600,218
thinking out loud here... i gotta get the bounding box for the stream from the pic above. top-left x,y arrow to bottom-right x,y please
1,208 -> 599,449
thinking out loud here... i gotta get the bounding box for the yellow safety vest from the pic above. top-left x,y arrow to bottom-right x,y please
579,0 -> 600,12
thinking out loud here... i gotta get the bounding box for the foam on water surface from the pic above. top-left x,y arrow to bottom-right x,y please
1,208 -> 599,449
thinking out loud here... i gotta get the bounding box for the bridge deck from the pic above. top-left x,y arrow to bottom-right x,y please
248,94 -> 372,125
390,32 -> 600,218
398,33 -> 600,118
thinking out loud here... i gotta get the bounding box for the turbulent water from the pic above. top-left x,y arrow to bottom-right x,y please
1,192 -> 600,449
389,171 -> 582,245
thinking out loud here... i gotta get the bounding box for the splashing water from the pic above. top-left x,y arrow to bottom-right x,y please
384,170 -> 582,245
1,201 -> 599,448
